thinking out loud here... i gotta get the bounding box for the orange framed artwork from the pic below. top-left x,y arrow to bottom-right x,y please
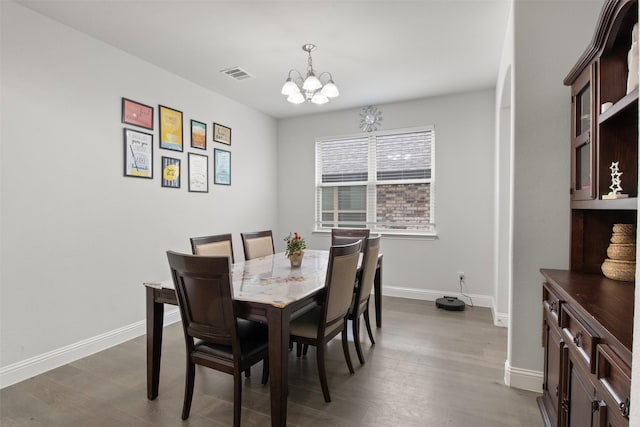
191,120 -> 207,150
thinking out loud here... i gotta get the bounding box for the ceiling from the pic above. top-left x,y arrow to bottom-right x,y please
16,0 -> 511,119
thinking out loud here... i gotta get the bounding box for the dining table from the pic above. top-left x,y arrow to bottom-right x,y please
144,249 -> 383,426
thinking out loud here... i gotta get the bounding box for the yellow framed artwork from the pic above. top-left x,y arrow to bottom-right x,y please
159,105 -> 183,151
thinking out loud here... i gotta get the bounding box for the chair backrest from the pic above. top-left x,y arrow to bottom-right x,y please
356,235 -> 381,306
241,230 -> 275,260
331,228 -> 370,253
190,233 -> 235,264
166,251 -> 238,351
323,241 -> 362,328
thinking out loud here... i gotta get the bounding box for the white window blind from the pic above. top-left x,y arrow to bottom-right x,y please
315,126 -> 435,234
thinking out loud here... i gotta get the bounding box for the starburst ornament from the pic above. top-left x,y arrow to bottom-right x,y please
603,162 -> 629,199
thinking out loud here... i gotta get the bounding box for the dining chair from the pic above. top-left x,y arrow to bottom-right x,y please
190,235 -> 256,376
348,234 -> 381,365
331,228 -> 370,253
289,240 -> 362,402
240,230 -> 275,260
166,251 -> 269,427
190,233 -> 235,263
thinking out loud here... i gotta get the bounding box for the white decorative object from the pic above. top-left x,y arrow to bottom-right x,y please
626,23 -> 638,94
603,161 -> 629,199
601,102 -> 613,113
359,105 -> 383,132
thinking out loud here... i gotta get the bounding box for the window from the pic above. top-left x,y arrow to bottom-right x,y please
315,126 -> 435,234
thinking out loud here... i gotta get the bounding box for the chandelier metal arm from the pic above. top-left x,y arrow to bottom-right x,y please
317,71 -> 333,84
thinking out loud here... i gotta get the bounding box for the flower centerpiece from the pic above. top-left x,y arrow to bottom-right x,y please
284,232 -> 306,268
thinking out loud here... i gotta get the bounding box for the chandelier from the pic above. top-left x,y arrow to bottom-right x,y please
281,44 -> 339,105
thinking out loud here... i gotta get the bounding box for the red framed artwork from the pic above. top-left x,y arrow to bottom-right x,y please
121,98 -> 154,130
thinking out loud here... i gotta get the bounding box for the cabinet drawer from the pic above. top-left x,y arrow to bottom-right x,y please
597,344 -> 631,421
561,305 -> 599,372
543,283 -> 563,326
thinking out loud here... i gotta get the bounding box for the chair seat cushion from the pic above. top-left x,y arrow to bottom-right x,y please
290,306 -> 342,339
195,319 -> 268,360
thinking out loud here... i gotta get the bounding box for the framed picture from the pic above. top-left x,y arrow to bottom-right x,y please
188,153 -> 208,193
161,156 -> 181,188
213,123 -> 231,145
123,128 -> 153,179
159,105 -> 183,151
121,98 -> 153,130
214,148 -> 231,185
190,120 -> 207,150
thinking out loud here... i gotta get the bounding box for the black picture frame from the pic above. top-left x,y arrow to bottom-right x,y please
121,98 -> 154,130
213,123 -> 231,145
188,153 -> 209,193
190,120 -> 207,150
214,148 -> 231,185
123,128 -> 153,179
159,105 -> 184,152
161,156 -> 181,189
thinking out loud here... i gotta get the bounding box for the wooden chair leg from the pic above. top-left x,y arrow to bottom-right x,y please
317,342 -> 331,402
296,341 -> 303,357
363,304 -> 375,345
303,344 -> 309,356
342,322 -> 355,373
352,315 -> 365,365
244,367 -> 251,378
261,358 -> 269,384
233,371 -> 242,427
181,359 -> 196,420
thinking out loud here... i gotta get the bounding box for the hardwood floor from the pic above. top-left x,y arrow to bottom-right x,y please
1,297 -> 542,426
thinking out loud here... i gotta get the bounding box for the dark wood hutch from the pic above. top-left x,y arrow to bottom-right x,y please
539,0 -> 637,426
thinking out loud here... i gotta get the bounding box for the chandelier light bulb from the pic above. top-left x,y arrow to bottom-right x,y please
320,81 -> 339,98
281,78 -> 299,96
311,92 -> 328,104
287,92 -> 305,104
302,74 -> 322,92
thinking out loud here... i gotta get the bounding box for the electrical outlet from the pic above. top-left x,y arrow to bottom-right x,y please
458,272 -> 465,281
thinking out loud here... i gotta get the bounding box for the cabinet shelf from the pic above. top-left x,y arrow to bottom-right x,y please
572,197 -> 638,210
598,88 -> 638,124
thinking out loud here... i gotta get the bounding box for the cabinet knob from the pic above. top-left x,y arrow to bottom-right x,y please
555,385 -> 559,397
620,398 -> 630,418
573,331 -> 583,348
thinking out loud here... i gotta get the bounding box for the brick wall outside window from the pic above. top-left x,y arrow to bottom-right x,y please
376,183 -> 431,230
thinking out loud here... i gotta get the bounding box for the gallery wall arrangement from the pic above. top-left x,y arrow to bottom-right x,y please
120,97 -> 232,191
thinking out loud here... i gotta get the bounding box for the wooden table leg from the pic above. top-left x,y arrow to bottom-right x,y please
146,287 -> 164,400
267,307 -> 290,426
374,256 -> 383,328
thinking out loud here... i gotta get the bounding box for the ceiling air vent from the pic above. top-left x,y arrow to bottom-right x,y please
220,67 -> 254,81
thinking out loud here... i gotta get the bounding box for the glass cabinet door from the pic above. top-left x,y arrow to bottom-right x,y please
571,66 -> 596,201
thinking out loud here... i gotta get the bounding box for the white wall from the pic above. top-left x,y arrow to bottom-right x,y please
277,90 -> 497,305
505,0 -> 604,390
0,2 -> 278,386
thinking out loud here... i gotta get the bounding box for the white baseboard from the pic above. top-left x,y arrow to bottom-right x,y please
504,359 -> 543,392
383,285 -> 494,309
0,308 -> 181,389
492,310 -> 509,328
